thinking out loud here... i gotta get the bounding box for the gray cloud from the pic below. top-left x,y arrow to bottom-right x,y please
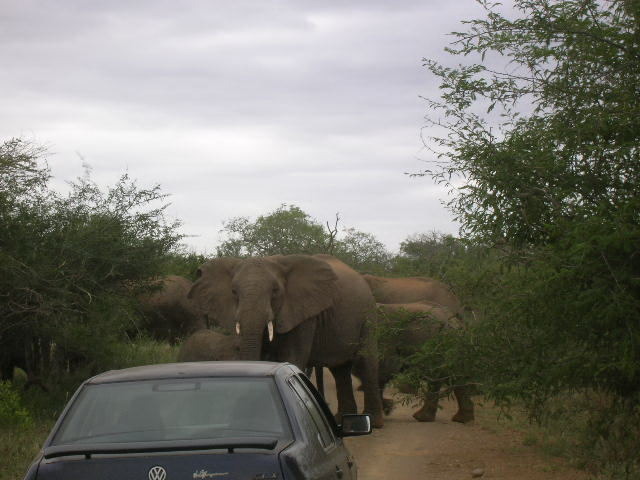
0,0 -> 497,252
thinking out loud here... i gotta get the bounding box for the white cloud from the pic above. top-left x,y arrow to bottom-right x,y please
1,0 -> 502,253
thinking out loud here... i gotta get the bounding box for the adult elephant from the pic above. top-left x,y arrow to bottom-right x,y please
138,275 -> 206,344
352,302 -> 474,423
177,329 -> 240,362
362,274 -> 463,315
188,254 -> 384,427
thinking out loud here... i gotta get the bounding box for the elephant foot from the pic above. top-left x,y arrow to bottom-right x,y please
451,409 -> 474,423
371,413 -> 384,429
413,408 -> 436,422
382,397 -> 395,416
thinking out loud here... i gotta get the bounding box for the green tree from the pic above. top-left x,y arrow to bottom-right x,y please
0,139 -> 183,379
411,2 -> 640,473
333,228 -> 392,273
421,0 -> 640,246
216,204 -> 392,273
393,232 -> 466,278
216,204 -> 329,256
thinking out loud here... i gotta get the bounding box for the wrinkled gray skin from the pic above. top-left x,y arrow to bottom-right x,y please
352,302 -> 474,423
138,275 -> 206,344
362,274 -> 463,316
177,329 -> 240,362
188,254 -> 384,428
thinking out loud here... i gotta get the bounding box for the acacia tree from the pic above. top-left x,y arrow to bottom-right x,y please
412,0 -> 639,440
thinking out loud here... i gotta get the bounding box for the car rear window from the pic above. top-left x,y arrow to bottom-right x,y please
52,377 -> 291,445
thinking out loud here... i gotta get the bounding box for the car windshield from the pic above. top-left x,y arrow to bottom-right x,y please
52,377 -> 290,445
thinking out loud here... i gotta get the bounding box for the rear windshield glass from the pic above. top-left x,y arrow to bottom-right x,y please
52,377 -> 290,445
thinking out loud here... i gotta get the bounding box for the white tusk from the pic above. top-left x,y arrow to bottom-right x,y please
235,322 -> 241,335
268,321 -> 274,341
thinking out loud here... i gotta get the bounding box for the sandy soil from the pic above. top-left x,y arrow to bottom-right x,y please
317,372 -> 588,480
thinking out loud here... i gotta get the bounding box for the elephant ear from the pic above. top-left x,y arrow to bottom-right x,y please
274,255 -> 338,334
188,258 -> 240,333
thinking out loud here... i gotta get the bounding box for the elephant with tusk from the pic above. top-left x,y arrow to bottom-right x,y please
187,254 -> 385,428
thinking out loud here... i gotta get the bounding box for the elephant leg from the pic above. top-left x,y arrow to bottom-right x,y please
382,397 -> 394,415
379,379 -> 395,415
451,385 -> 475,423
354,355 -> 385,428
413,381 -> 441,422
329,362 -> 358,424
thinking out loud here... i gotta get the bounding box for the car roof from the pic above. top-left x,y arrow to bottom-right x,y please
86,361 -> 293,384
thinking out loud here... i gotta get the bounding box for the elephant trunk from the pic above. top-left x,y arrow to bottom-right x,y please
237,308 -> 270,361
239,332 -> 263,361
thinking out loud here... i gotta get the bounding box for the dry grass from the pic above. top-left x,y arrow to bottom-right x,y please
0,421 -> 53,480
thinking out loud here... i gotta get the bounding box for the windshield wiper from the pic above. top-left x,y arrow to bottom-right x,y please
44,437 -> 278,459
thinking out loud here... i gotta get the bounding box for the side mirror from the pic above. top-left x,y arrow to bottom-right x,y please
339,414 -> 372,437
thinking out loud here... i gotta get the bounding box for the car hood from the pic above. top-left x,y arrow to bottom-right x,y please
34,439 -> 287,480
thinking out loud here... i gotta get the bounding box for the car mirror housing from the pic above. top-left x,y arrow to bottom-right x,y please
339,414 -> 372,437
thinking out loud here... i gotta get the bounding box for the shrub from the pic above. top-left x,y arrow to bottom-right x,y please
0,381 -> 31,427
0,138 -> 183,380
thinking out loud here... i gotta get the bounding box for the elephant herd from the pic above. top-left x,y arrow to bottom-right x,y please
139,254 -> 474,428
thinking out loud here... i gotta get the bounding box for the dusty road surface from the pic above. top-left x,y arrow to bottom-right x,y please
316,371 -> 587,480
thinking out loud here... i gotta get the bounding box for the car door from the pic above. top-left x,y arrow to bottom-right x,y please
288,375 -> 355,480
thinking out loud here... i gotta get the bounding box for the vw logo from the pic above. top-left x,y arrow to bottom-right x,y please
148,466 -> 167,480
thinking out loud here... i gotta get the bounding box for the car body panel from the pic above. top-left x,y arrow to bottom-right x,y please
26,361 -> 362,480
37,450 -> 283,480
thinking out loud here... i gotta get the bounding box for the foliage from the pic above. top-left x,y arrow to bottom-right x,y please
105,338 -> 179,370
411,1 -> 640,475
420,0 -> 640,247
0,421 -> 52,480
374,304 -> 467,388
333,228 -> 392,273
216,204 -> 329,256
216,204 -> 392,272
0,381 -> 31,427
0,337 -> 175,480
416,0 -> 640,399
160,250 -> 207,281
0,138 -> 183,380
394,232 -> 466,278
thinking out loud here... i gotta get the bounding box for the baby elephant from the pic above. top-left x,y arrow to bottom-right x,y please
353,302 -> 474,423
177,329 -> 241,362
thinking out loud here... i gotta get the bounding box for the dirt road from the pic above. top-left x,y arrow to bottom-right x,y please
318,372 -> 587,480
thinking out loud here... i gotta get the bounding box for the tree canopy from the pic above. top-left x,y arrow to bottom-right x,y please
403,4 -> 640,471
216,204 -> 329,257
418,0 -> 640,394
0,139 -> 183,379
216,204 -> 391,272
421,0 -> 639,247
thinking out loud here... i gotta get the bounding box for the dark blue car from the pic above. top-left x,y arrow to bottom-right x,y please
24,362 -> 371,480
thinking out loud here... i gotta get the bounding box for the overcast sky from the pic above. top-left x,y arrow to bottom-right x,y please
1,0 -> 493,254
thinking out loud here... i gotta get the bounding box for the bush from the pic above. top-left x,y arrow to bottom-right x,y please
0,381 -> 31,427
0,138 -> 183,380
